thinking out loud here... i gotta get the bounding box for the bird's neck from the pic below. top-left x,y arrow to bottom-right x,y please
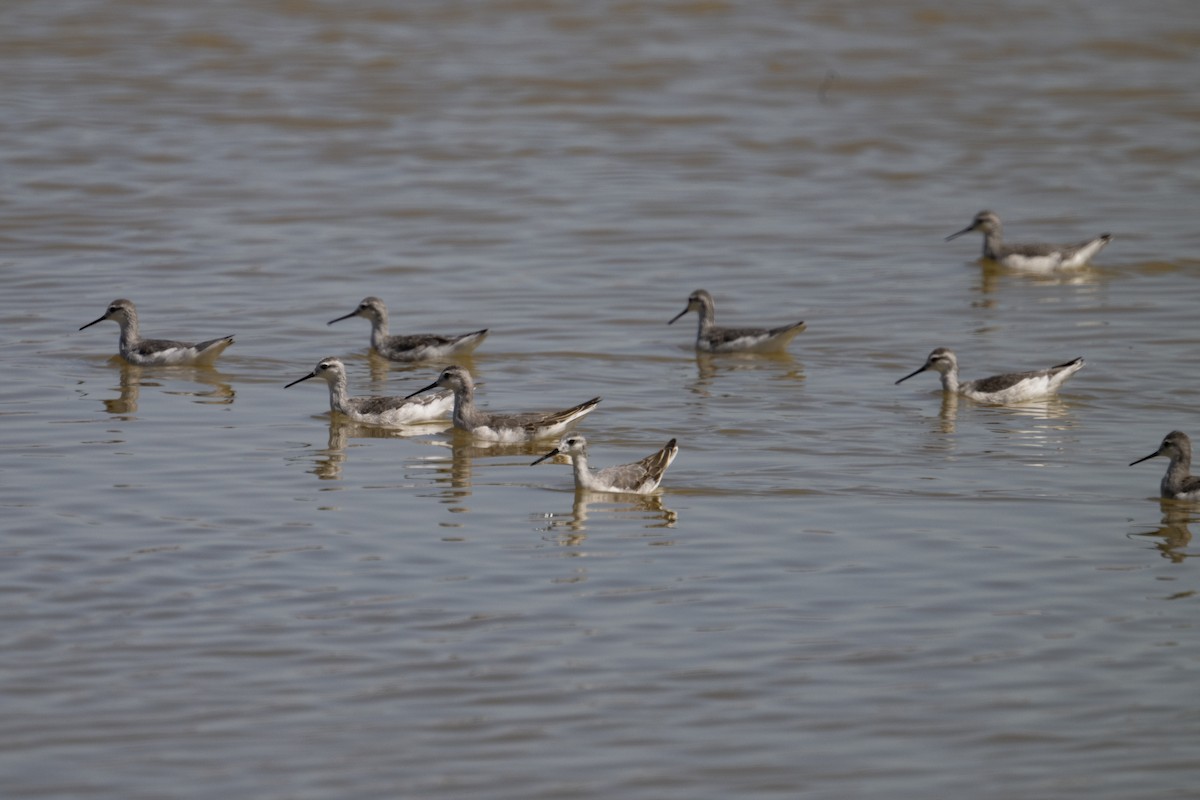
369,316 -> 390,347
1163,455 -> 1194,497
452,385 -> 481,428
326,375 -> 352,414
982,229 -> 1003,260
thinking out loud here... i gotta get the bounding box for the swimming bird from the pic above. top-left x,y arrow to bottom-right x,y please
1130,431 -> 1200,501
668,289 -> 805,353
327,296 -> 488,362
896,347 -> 1084,403
532,434 -> 678,494
945,210 -> 1112,271
285,357 -> 452,425
405,365 -> 600,441
79,298 -> 234,366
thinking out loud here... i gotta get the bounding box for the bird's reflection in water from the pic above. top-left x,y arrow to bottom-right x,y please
974,259 -> 1100,300
310,416 -> 450,481
930,392 -> 1078,436
996,395 -> 1076,422
535,490 -> 678,539
908,392 -> 960,458
935,391 -> 958,435
101,360 -> 234,415
103,361 -> 142,416
365,349 -> 479,390
1130,499 -> 1195,565
981,397 -> 1081,458
413,432 -> 551,512
916,393 -> 1083,462
690,350 -> 803,397
432,435 -> 509,505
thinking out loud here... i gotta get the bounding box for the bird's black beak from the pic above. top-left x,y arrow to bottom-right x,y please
1129,448 -> 1163,467
405,380 -> 440,400
285,371 -> 317,388
531,447 -> 561,466
944,224 -> 975,242
895,365 -> 928,385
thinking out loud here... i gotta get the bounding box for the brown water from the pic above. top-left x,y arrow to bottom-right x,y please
3,1 -> 1200,798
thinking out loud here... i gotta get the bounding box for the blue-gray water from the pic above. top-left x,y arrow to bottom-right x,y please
3,1 -> 1199,798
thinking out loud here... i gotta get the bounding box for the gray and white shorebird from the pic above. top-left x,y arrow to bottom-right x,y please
406,365 -> 600,442
328,296 -> 488,362
1130,431 -> 1200,501
532,434 -> 678,494
668,289 -> 805,353
79,298 -> 234,366
285,357 -> 452,425
945,210 -> 1112,271
896,347 -> 1085,403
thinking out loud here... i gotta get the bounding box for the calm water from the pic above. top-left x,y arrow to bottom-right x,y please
3,1 -> 1200,798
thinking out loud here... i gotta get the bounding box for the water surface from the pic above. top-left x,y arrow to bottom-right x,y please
3,1 -> 1200,798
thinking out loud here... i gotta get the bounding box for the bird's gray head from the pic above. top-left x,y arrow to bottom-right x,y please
434,365 -> 473,390
80,298 -> 136,331
896,347 -> 957,383
669,289 -> 714,325
1163,431 -> 1193,459
285,357 -> 346,388
946,210 -> 1001,241
406,364 -> 473,399
531,433 -> 587,466
557,434 -> 588,454
329,296 -> 386,326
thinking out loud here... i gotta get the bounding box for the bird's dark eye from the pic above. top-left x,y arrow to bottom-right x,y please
319,363 -> 329,371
